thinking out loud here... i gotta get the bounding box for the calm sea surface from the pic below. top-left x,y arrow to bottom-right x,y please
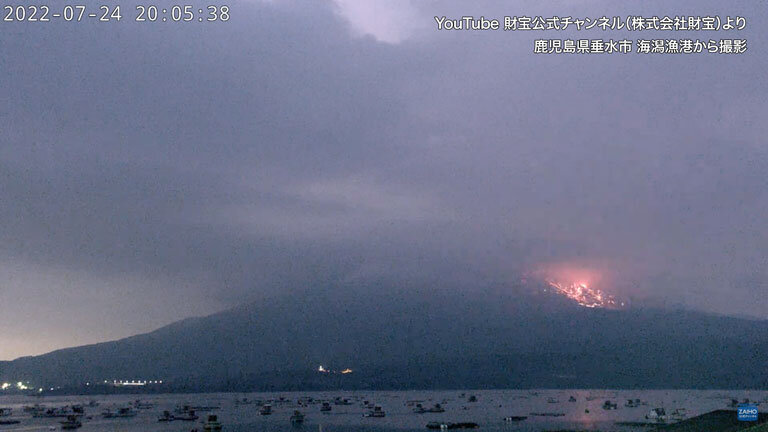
0,389 -> 765,432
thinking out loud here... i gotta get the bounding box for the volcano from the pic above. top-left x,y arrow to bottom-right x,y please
1,284 -> 766,391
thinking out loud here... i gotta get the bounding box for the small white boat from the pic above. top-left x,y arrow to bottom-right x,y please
646,407 -> 667,422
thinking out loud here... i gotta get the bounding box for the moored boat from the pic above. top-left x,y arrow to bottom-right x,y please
426,403 -> 445,413
102,407 -> 136,418
290,410 -> 305,425
426,422 -> 479,429
60,415 -> 82,429
203,414 -> 223,431
174,410 -> 199,421
646,407 -> 667,422
259,404 -> 272,415
364,406 -> 385,418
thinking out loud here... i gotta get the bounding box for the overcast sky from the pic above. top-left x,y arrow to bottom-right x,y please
1,0 -> 766,360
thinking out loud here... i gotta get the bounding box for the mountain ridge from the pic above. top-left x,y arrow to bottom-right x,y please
2,286 -> 766,391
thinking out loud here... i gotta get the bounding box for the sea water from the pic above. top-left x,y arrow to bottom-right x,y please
0,389 -> 765,432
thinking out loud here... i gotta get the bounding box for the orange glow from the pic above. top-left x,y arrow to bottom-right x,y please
531,261 -> 623,309
546,279 -> 619,309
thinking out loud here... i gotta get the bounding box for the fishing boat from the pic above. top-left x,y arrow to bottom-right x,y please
449,423 -> 479,429
426,422 -> 479,429
259,404 -> 272,415
133,399 -> 154,409
32,409 -> 62,420
23,404 -> 45,413
102,407 -> 136,418
190,405 -> 221,411
35,408 -> 67,418
60,415 -> 82,429
364,406 -> 386,418
174,410 -> 199,421
290,410 -> 305,425
426,404 -> 445,413
203,414 -> 222,431
646,407 -> 667,422
670,408 -> 687,420
174,405 -> 193,415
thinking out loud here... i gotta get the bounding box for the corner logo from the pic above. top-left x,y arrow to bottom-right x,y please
738,404 -> 758,421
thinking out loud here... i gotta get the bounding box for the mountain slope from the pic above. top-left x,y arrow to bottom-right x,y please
2,286 -> 766,390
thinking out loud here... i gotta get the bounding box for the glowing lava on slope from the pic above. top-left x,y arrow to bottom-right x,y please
545,280 -> 622,309
529,262 -> 626,309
